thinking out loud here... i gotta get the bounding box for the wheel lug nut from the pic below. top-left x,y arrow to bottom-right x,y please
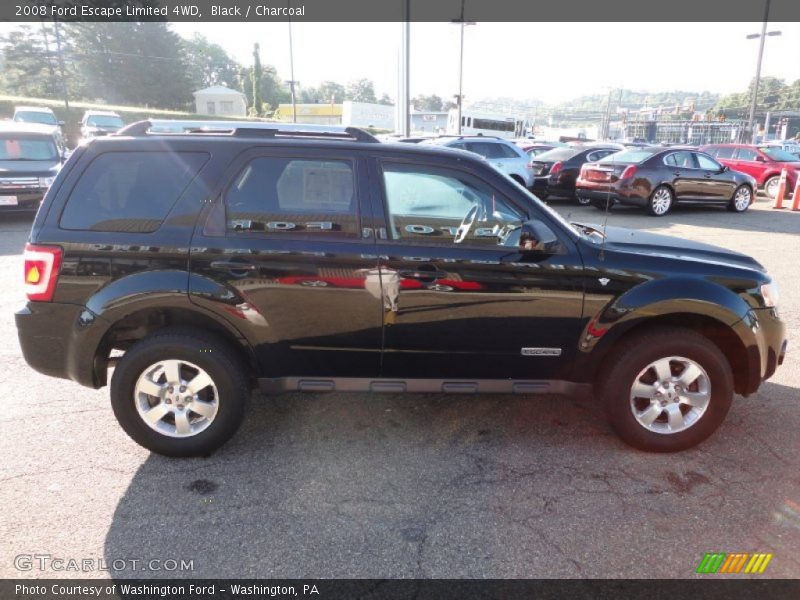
179,386 -> 186,393
165,398 -> 172,404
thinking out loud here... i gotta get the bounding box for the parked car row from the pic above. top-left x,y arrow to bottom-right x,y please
11,105 -> 125,146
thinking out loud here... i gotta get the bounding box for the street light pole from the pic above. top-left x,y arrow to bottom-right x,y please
451,0 -> 476,135
746,0 -> 781,143
288,3 -> 297,123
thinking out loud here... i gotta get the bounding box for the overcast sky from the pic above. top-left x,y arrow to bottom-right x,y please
171,21 -> 800,105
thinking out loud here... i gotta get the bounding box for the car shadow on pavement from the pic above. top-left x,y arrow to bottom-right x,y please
104,380 -> 800,579
0,215 -> 34,256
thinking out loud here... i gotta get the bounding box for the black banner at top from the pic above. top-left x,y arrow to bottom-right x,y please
4,0 -> 800,22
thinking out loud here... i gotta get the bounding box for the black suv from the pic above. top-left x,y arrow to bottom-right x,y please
16,121 -> 786,456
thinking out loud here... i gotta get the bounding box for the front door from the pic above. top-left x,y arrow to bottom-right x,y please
369,159 -> 585,381
664,150 -> 705,200
189,149 -> 383,379
694,152 -> 736,201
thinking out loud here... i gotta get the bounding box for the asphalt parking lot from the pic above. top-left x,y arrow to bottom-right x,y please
1,199 -> 799,579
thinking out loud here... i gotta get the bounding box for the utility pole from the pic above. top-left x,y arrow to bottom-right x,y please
452,0 -> 475,134
287,5 -> 298,123
746,0 -> 781,143
399,0 -> 410,136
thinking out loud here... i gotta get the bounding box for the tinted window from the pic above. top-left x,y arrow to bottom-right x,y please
382,163 -> 522,246
466,142 -> 506,159
735,148 -> 758,161
695,153 -> 721,170
14,111 -> 57,126
496,143 -> 521,159
664,151 -> 696,168
61,152 -> 207,232
602,149 -> 656,163
714,147 -> 735,159
758,147 -> 800,162
535,147 -> 580,162
225,157 -> 358,237
86,115 -> 124,128
0,135 -> 58,161
586,149 -> 617,162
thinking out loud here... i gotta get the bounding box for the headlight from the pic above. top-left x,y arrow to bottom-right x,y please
38,176 -> 56,188
760,281 -> 780,308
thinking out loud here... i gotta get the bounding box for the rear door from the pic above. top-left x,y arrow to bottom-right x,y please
663,150 -> 704,199
732,147 -> 763,180
189,147 -> 384,380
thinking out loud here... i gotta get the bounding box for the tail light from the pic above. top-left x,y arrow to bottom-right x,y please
23,243 -> 62,302
620,165 -> 637,180
550,161 -> 563,176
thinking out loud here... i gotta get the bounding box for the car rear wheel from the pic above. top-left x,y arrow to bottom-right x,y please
576,194 -> 592,206
764,176 -> 780,199
110,330 -> 249,457
647,185 -> 673,216
598,327 -> 733,452
728,185 -> 753,213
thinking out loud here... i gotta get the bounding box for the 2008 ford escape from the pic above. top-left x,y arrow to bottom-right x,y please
16,121 -> 786,456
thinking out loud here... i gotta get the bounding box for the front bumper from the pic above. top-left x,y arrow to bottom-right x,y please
737,307 -> 787,394
0,188 -> 46,212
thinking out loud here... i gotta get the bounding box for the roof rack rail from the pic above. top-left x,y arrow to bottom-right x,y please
115,119 -> 379,143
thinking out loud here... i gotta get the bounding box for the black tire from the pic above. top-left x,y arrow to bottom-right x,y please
763,175 -> 780,199
647,185 -> 674,216
510,175 -> 525,187
597,327 -> 733,452
576,194 -> 592,206
727,184 -> 753,213
110,330 -> 249,457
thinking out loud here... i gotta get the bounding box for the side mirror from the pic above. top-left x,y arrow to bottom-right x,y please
755,155 -> 767,162
719,165 -> 729,173
58,120 -> 65,126
518,220 -> 559,254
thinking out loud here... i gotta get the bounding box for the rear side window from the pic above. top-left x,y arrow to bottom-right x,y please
715,147 -> 736,159
466,142 -> 506,159
60,151 -> 208,232
735,148 -> 758,161
224,157 -> 358,237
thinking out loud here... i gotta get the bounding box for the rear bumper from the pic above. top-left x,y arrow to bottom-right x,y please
575,182 -> 648,207
16,302 -> 109,388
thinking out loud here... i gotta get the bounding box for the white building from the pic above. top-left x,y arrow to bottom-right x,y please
342,101 -> 395,130
193,86 -> 247,117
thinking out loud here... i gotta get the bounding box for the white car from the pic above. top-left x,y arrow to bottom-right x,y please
422,136 -> 535,188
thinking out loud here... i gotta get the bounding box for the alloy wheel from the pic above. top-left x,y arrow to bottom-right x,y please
651,188 -> 672,215
629,356 -> 711,434
734,186 -> 752,211
134,359 -> 219,438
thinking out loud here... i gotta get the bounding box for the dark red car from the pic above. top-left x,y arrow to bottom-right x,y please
700,144 -> 800,199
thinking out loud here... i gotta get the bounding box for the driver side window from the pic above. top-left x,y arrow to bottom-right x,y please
381,163 -> 522,246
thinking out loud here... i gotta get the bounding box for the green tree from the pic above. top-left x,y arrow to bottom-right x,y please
345,78 -> 377,103
65,22 -> 193,109
183,33 -> 241,91
0,25 -> 64,99
412,94 -> 444,111
250,43 -> 263,117
378,93 -> 394,106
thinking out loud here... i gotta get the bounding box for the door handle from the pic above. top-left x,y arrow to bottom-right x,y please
210,260 -> 257,271
703,173 -> 712,179
399,269 -> 446,281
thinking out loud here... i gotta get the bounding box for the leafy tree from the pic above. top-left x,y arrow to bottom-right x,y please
0,25 -> 64,99
345,79 -> 377,103
412,94 -> 444,111
183,33 -> 240,90
250,43 -> 263,117
378,93 -> 394,106
65,22 -> 193,109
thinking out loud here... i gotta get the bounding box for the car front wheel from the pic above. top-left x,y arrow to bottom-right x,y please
110,330 -> 249,457
764,175 -> 780,199
598,327 -> 733,452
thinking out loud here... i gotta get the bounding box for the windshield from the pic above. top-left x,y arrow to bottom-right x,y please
0,135 -> 58,161
14,111 -> 57,126
87,115 -> 124,128
758,147 -> 800,162
534,147 -> 579,162
601,149 -> 657,164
